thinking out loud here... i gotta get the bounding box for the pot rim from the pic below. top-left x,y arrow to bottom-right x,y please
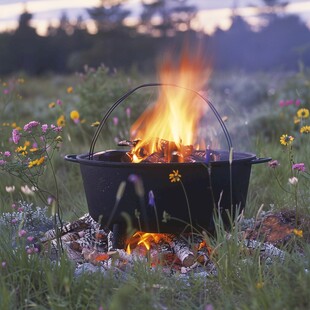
66,150 -> 269,168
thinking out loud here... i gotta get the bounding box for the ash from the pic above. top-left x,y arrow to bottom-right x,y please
2,204 -> 305,279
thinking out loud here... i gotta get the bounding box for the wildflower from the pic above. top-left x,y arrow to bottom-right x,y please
49,102 -> 56,108
18,229 -> 27,237
3,89 -> 9,95
54,136 -> 63,143
288,177 -> 298,185
15,146 -> 27,156
24,140 -> 31,147
255,282 -> 264,289
67,86 -> 73,93
5,186 -> 15,193
300,125 -> 310,134
11,203 -> 16,209
294,116 -> 300,124
70,110 -> 80,124
28,157 -> 45,168
57,115 -> 65,127
1,261 -> 6,268
56,99 -> 62,105
0,160 -> 6,165
50,124 -> 62,132
24,121 -> 40,132
280,134 -> 294,146
21,185 -> 35,195
11,218 -> 18,224
148,190 -> 155,206
4,151 -> 11,157
297,108 -> 309,119
292,163 -> 306,172
128,174 -> 144,198
27,236 -> 34,242
295,99 -> 301,106
12,128 -> 21,144
17,78 -> 25,84
169,170 -> 182,182
91,121 -> 100,127
293,229 -> 303,238
113,117 -> 118,126
126,107 -> 131,118
41,124 -> 48,133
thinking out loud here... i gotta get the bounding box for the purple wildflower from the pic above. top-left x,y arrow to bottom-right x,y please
148,190 -> 155,207
12,128 -> 21,144
27,236 -> 34,242
51,124 -> 62,132
268,160 -> 280,168
0,160 -> 6,165
56,99 -> 62,105
11,218 -> 18,224
24,121 -> 40,132
292,163 -> 306,172
3,89 -> 9,95
4,151 -> 11,157
18,229 -> 27,237
1,261 -> 6,268
41,124 -> 48,133
295,99 -> 301,106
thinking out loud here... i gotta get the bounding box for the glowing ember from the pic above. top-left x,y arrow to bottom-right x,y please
129,47 -> 211,163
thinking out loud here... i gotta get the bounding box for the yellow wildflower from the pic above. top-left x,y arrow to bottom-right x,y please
57,115 -> 65,127
297,108 -> 309,119
293,116 -> 300,124
169,170 -> 182,182
91,121 -> 100,127
15,146 -> 27,156
293,229 -> 303,238
28,157 -> 45,168
300,125 -> 310,134
24,140 -> 31,147
255,282 -> 264,289
17,78 -> 25,84
49,102 -> 56,108
280,134 -> 294,146
70,110 -> 80,124
67,86 -> 73,94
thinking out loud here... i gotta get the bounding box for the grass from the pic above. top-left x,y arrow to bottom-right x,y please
0,67 -> 310,309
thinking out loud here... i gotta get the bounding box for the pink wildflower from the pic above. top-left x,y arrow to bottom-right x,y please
18,229 -> 27,237
12,128 -> 21,144
27,236 -> 34,242
113,117 -> 119,126
295,99 -> 301,106
3,89 -> 9,95
56,99 -> 62,105
268,160 -> 280,168
4,151 -> 11,157
41,124 -> 48,133
24,121 -> 40,132
126,107 -> 131,118
0,160 -> 6,165
292,163 -> 306,172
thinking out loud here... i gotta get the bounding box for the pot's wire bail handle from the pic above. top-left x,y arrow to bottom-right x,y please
88,83 -> 233,159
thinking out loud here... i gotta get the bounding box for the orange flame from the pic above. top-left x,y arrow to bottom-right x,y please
126,231 -> 171,254
130,46 -> 212,162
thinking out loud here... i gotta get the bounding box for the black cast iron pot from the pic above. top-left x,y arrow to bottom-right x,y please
65,83 -> 271,233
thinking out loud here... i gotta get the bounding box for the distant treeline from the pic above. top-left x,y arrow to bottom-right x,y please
0,6 -> 310,75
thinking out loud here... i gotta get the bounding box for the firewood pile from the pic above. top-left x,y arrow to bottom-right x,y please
38,210 -> 305,276
116,139 -> 220,163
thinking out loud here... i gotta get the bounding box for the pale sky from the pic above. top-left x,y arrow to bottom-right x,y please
0,0 -> 309,35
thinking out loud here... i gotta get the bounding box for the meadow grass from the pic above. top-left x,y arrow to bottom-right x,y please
0,68 -> 310,309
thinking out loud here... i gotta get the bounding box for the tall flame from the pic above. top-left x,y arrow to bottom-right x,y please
130,46 -> 211,162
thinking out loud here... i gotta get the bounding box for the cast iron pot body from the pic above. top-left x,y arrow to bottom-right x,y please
65,83 -> 270,233
65,150 -> 268,233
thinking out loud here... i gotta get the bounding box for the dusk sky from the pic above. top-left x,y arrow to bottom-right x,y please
0,0 -> 310,35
